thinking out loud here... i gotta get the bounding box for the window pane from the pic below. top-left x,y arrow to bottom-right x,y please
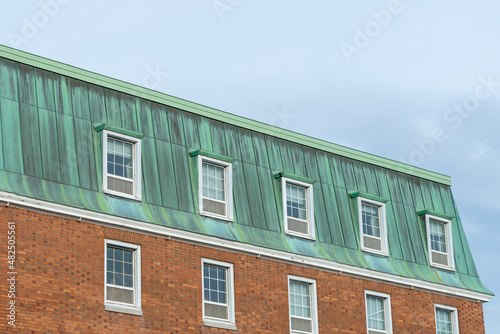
430,221 -> 447,253
123,142 -> 133,157
106,244 -> 136,305
286,184 -> 307,221
115,154 -> 123,166
124,274 -> 133,288
219,292 -> 227,304
124,263 -> 133,275
107,138 -> 134,180
115,165 -> 124,177
123,250 -> 133,262
107,246 -> 113,259
107,162 -> 114,174
362,203 -> 380,238
436,309 -> 453,334
107,259 -> 114,272
289,281 -> 311,319
115,261 -> 123,274
366,296 -> 386,331
107,138 -> 114,152
203,264 -> 228,305
107,246 -> 134,288
125,166 -> 133,179
115,249 -> 123,261
218,279 -> 226,292
107,272 -> 113,284
210,290 -> 218,301
202,163 -> 225,201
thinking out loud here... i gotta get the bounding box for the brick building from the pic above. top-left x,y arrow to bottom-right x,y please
0,44 -> 493,333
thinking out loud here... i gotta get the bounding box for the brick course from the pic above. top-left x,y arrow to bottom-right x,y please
0,206 -> 485,333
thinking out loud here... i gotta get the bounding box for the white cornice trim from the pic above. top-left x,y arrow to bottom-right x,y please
0,190 -> 492,302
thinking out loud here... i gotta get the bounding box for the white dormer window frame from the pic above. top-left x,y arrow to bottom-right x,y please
102,130 -> 142,201
198,155 -> 233,221
282,177 -> 315,240
357,197 -> 389,256
425,214 -> 455,271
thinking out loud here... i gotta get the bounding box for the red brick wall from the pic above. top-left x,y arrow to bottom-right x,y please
0,206 -> 485,333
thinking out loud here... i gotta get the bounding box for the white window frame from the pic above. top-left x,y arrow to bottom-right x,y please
198,155 -> 233,221
434,304 -> 460,334
288,275 -> 319,334
364,290 -> 393,334
282,177 -> 315,240
425,214 -> 455,271
104,239 -> 142,316
202,258 -> 236,330
102,130 -> 142,200
358,197 -> 388,256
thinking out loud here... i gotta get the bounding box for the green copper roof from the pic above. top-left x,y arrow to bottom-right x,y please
0,44 -> 450,185
0,45 -> 491,297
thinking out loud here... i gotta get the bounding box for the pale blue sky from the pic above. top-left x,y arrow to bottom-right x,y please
2,0 -> 499,331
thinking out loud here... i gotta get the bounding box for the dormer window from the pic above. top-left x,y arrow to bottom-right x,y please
101,129 -> 142,200
360,199 -> 387,255
426,215 -> 454,270
274,172 -> 315,240
190,150 -> 234,221
200,157 -> 232,219
418,210 -> 455,271
350,192 -> 389,256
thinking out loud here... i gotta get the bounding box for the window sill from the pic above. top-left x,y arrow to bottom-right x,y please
285,230 -> 316,241
103,189 -> 142,201
361,247 -> 389,257
200,212 -> 234,222
431,263 -> 455,272
105,304 -> 143,316
203,319 -> 237,331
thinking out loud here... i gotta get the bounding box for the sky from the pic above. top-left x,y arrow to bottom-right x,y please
1,0 -> 499,331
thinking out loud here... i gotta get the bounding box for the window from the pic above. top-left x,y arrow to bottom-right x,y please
282,177 -> 315,239
198,156 -> 233,220
365,291 -> 392,334
425,215 -> 454,270
202,259 -> 236,330
103,130 -> 142,200
435,305 -> 459,334
357,197 -> 388,255
105,240 -> 141,315
288,276 -> 318,334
